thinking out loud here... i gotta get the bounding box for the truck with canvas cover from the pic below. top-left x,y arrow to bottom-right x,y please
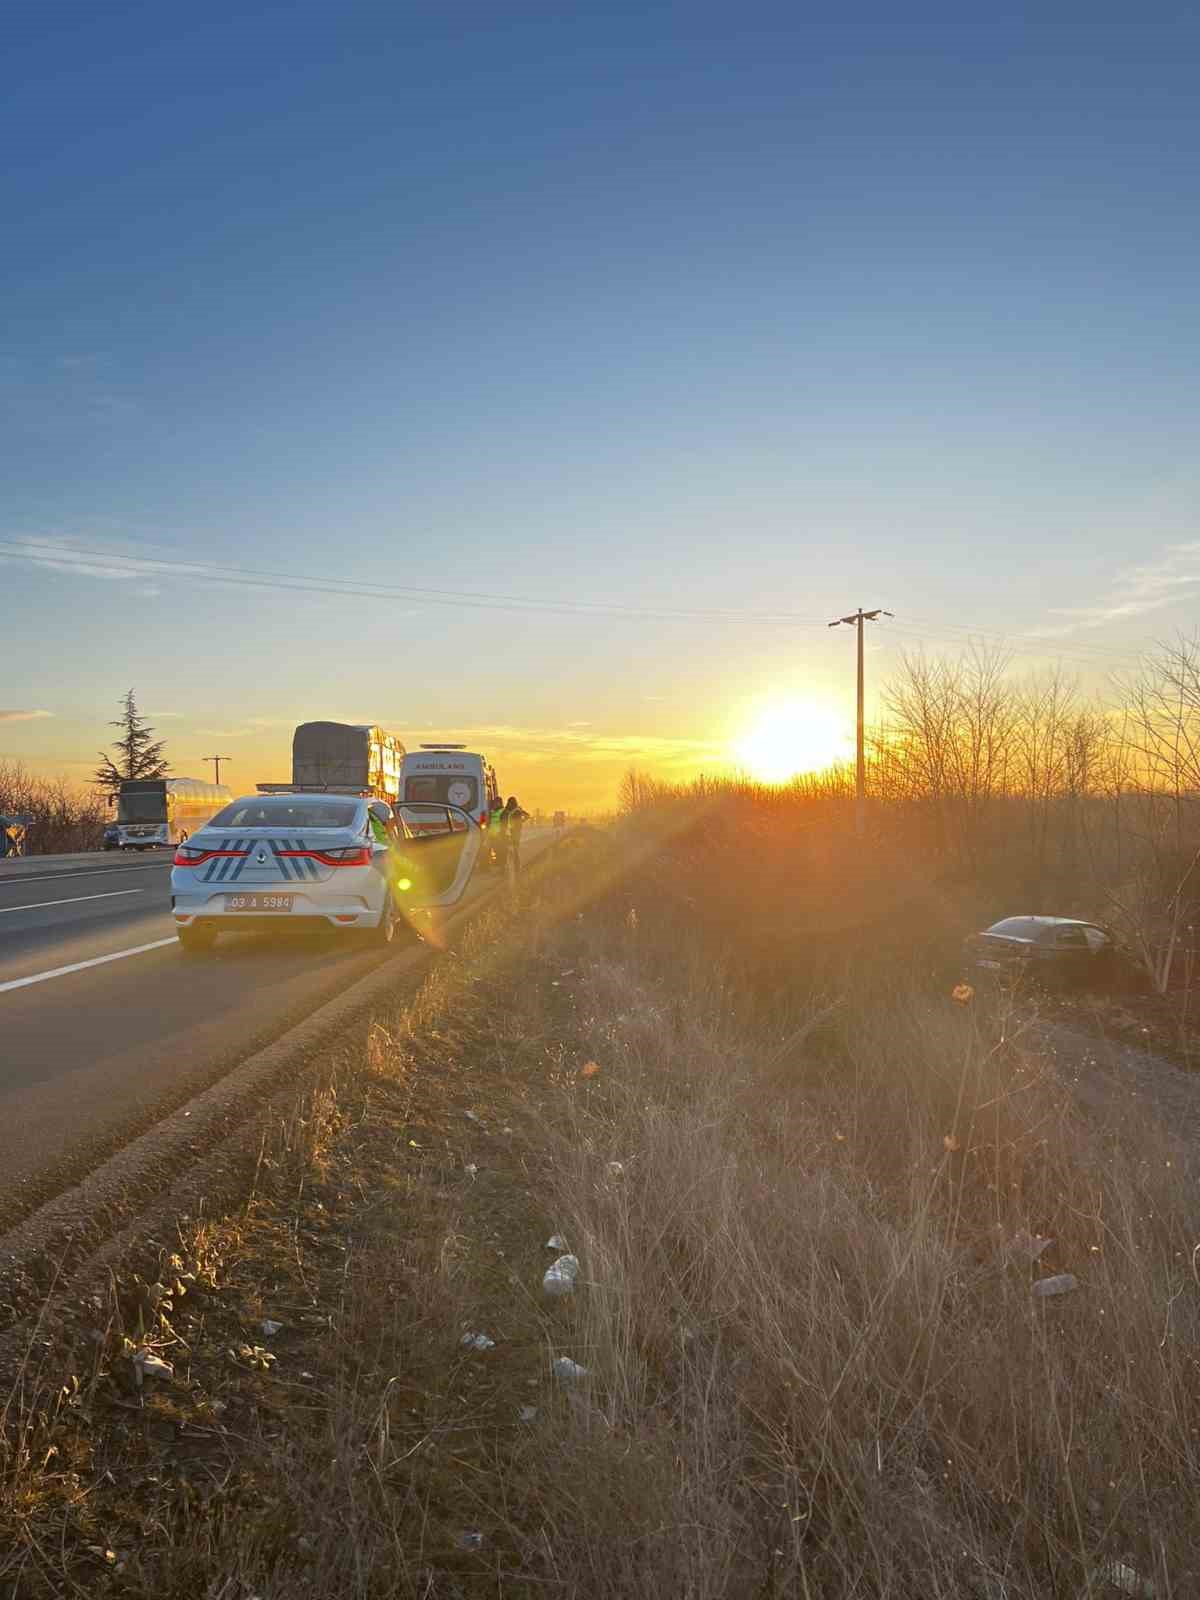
285,722 -> 406,803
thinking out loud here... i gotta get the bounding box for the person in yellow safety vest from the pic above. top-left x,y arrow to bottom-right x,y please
500,795 -> 530,875
487,798 -> 507,872
367,801 -> 392,848
368,801 -> 421,903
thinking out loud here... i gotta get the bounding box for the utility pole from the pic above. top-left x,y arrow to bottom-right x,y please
203,755 -> 232,786
829,608 -> 893,836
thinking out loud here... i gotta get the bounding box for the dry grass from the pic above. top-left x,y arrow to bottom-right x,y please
2,828 -> 1198,1597
527,957 -> 1200,1597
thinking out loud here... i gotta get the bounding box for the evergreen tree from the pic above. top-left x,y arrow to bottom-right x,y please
93,690 -> 170,796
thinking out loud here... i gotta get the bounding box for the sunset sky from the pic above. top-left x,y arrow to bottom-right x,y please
3,6 -> 1199,810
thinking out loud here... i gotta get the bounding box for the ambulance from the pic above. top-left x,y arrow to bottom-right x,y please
399,745 -> 500,833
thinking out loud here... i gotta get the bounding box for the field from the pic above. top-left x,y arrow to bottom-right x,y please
3,807 -> 1197,1598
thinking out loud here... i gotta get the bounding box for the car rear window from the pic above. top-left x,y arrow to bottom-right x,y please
985,917 -> 1045,940
209,799 -> 361,830
405,774 -> 480,809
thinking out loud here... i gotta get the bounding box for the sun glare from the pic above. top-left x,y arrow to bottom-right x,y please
734,699 -> 852,783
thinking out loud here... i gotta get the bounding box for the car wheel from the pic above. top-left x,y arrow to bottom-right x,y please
178,923 -> 217,955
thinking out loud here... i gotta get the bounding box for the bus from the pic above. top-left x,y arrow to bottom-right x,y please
283,722 -> 407,802
113,778 -> 232,850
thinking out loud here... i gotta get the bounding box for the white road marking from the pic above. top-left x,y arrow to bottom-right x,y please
0,889 -> 143,915
0,862 -> 171,887
0,938 -> 179,995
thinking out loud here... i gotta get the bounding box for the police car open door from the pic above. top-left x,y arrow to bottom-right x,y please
392,802 -> 483,909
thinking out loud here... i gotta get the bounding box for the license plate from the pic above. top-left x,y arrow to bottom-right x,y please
225,894 -> 294,913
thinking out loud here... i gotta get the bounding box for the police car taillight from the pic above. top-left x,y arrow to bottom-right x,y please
319,846 -> 371,866
276,845 -> 371,867
174,844 -> 250,866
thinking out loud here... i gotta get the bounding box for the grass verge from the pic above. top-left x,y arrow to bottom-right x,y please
2,830 -> 1198,1597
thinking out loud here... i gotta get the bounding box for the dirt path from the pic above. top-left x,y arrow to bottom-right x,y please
1041,1019 -> 1200,1166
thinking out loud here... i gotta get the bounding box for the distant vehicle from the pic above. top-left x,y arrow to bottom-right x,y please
964,916 -> 1117,989
400,745 -> 499,834
553,810 -> 566,829
171,792 -> 482,953
111,778 -> 232,850
264,722 -> 406,803
102,822 -> 121,850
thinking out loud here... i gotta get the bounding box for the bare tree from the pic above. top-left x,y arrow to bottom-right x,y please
1101,636 -> 1200,992
880,645 -> 1016,867
0,761 -> 107,854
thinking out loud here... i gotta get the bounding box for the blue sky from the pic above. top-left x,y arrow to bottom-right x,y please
3,4 -> 1199,805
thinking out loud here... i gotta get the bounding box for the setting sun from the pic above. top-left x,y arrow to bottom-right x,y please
733,700 -> 853,783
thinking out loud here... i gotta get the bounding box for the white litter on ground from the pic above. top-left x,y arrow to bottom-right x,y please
543,1255 -> 580,1298
1031,1274 -> 1079,1298
552,1356 -> 589,1382
131,1349 -> 174,1386
461,1331 -> 496,1351
1099,1560 -> 1155,1598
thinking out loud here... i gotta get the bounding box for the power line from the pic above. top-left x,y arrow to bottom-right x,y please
0,538 -> 830,627
896,612 -> 1152,663
875,621 -> 1147,673
0,536 -> 1170,669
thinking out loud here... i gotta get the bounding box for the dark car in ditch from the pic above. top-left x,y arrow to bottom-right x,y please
964,916 -> 1118,990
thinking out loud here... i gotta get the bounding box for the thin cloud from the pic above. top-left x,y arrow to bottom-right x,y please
147,710 -> 183,719
1039,541 -> 1200,635
0,534 -> 162,583
0,709 -> 53,722
567,720 -> 592,727
0,534 -> 259,597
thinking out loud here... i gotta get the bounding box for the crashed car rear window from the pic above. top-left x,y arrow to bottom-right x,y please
985,918 -> 1045,940
208,800 -> 360,830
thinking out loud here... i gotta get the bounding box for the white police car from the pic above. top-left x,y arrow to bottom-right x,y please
170,793 -> 480,954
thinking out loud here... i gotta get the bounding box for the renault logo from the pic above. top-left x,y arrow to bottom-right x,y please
256,850 -> 267,865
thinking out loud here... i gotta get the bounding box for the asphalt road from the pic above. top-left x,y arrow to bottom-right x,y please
0,836 -> 549,1214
